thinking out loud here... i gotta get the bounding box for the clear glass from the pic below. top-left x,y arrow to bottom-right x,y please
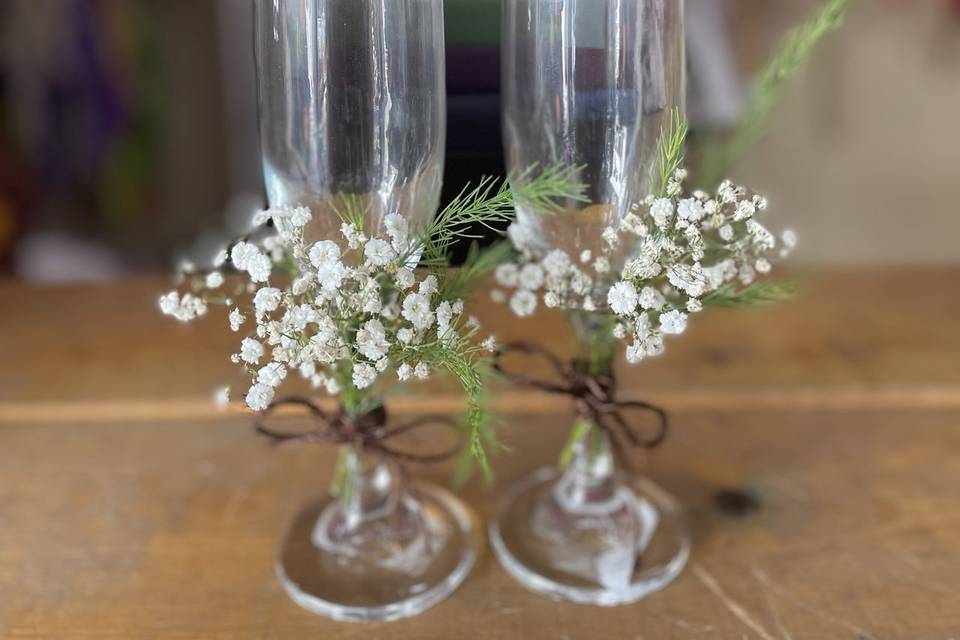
254,0 -> 446,243
489,426 -> 689,605
494,0 -> 689,605
254,3 -> 477,620
279,446 -> 480,622
502,0 -> 685,275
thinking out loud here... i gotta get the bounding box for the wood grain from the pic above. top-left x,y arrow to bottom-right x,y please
0,267 -> 958,638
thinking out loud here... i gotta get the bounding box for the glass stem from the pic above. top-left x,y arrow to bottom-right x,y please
569,310 -> 618,376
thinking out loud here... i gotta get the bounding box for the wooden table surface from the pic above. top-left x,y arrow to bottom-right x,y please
1,267 -> 959,639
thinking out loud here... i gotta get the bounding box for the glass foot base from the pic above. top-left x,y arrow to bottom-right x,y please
277,481 -> 479,622
489,467 -> 690,606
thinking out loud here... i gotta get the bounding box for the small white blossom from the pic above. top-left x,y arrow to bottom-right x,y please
593,257 -> 611,274
659,310 -> 688,335
309,240 -> 341,267
315,260 -> 346,293
239,338 -> 265,364
212,386 -> 230,408
395,268 -> 415,290
290,206 -> 312,227
384,213 -> 409,250
602,226 -> 620,248
677,198 -> 704,222
402,292 -> 434,330
490,289 -> 507,304
414,362 -> 430,380
246,252 -> 272,282
781,229 -> 798,249
482,336 -> 497,353
352,363 -> 377,390
419,275 -> 439,296
518,264 -> 544,290
542,250 -> 571,277
607,281 -> 638,316
253,287 -> 282,316
650,198 -> 674,228
495,263 -> 519,288
509,290 -> 537,317
356,319 -> 390,361
579,250 -> 592,263
230,242 -> 259,271
397,363 -> 413,381
257,362 -> 288,387
364,238 -> 395,267
638,286 -> 665,311
205,272 -> 224,289
228,308 -> 245,332
245,382 -> 274,411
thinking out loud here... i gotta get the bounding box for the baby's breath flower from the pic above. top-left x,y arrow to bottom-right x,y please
364,238 -> 395,267
239,337 -> 265,364
246,252 -> 272,283
638,286 -> 665,311
212,386 -> 230,408
356,319 -> 390,361
482,336 -> 497,353
402,292 -> 434,330
253,287 -> 282,316
602,226 -> 619,248
414,362 -> 430,380
419,275 -> 439,296
509,290 -> 537,317
352,363 -> 377,390
607,281 -> 638,316
659,310 -> 688,335
650,198 -> 674,228
397,363 -> 413,381
245,382 -> 274,411
309,240 -> 341,268
494,263 -> 519,288
228,308 -> 245,332
395,268 -> 415,290
518,264 -> 544,290
677,198 -> 704,222
542,250 -> 571,277
257,362 -> 288,387
384,213 -> 409,250
205,272 -> 224,289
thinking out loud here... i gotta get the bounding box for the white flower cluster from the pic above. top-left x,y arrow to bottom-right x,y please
493,168 -> 795,364
160,206 -> 494,411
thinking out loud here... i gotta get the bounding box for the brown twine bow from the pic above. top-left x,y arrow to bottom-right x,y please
254,396 -> 461,464
493,341 -> 669,469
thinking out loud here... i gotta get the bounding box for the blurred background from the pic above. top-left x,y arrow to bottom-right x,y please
0,0 -> 958,282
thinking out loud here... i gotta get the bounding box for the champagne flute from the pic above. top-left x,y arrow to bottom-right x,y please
253,0 -> 479,622
492,0 -> 690,606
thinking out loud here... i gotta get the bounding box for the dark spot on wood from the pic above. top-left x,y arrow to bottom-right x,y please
713,489 -> 761,517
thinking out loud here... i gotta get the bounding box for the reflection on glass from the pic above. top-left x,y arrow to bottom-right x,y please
502,0 -> 685,272
254,0 -> 446,242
